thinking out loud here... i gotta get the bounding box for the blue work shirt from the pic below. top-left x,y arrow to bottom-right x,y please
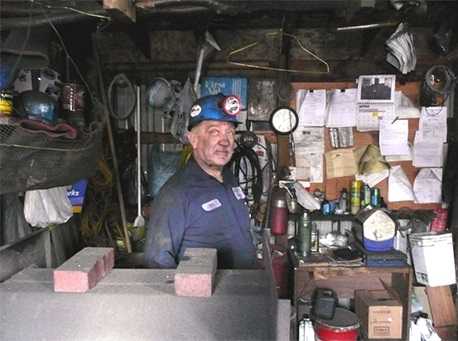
144,158 -> 257,269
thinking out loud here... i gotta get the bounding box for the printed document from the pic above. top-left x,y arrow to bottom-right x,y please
293,127 -> 324,153
419,106 -> 447,143
395,91 -> 420,118
388,165 -> 414,202
325,148 -> 357,178
356,105 -> 380,131
412,130 -> 445,168
356,169 -> 389,187
294,151 -> 323,183
296,89 -> 327,127
413,168 -> 442,204
379,118 -> 410,156
356,103 -> 393,132
326,89 -> 357,127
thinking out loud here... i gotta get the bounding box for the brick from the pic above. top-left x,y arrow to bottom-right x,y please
53,247 -> 115,293
174,248 -> 217,297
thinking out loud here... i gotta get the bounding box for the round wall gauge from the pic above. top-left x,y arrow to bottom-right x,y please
269,107 -> 299,134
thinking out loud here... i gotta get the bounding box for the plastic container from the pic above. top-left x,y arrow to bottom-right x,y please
297,211 -> 312,257
314,307 -> 359,341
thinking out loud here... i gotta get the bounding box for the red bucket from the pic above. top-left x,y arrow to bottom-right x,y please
315,307 -> 359,341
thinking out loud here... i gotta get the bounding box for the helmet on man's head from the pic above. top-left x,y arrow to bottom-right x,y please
188,93 -> 241,130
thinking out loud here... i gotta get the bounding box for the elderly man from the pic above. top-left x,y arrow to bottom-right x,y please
144,94 -> 257,269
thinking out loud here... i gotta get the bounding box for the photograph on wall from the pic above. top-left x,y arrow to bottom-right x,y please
357,75 -> 396,103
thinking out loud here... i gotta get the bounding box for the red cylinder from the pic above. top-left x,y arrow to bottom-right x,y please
271,206 -> 288,235
430,207 -> 448,232
314,308 -> 359,341
271,250 -> 289,298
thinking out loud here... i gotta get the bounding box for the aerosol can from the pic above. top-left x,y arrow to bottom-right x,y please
298,315 -> 316,341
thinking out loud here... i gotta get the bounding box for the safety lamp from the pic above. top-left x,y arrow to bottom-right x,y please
221,95 -> 241,116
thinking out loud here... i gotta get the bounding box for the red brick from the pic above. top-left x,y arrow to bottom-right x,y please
174,248 -> 217,297
53,247 -> 115,293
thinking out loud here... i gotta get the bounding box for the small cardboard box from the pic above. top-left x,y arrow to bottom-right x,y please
409,232 -> 456,287
355,289 -> 403,339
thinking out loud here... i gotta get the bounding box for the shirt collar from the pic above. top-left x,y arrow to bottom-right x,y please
187,157 -> 233,185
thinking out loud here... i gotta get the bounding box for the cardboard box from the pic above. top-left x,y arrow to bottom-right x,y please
355,289 -> 403,339
67,179 -> 88,213
409,232 -> 456,287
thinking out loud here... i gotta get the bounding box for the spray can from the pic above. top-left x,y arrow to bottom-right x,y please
297,211 -> 312,257
62,83 -> 86,129
370,187 -> 381,208
0,90 -> 13,116
362,184 -> 371,207
339,188 -> 348,213
321,200 -> 332,216
351,180 -> 362,215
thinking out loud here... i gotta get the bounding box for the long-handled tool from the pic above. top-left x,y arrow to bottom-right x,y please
133,85 -> 145,228
92,34 -> 132,253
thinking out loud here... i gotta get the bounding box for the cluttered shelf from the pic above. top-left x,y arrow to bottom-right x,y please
292,250 -> 412,340
0,121 -> 102,194
289,81 -> 442,212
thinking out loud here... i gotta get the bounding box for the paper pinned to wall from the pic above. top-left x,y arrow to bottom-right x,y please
356,106 -> 380,131
326,89 -> 357,128
294,151 -> 323,183
356,102 -> 396,132
419,106 -> 447,143
413,168 -> 442,203
325,148 -> 357,178
395,91 -> 420,118
379,118 -> 410,156
296,89 -> 327,127
388,165 -> 414,202
356,169 -> 390,187
412,131 -> 446,168
293,127 -> 324,153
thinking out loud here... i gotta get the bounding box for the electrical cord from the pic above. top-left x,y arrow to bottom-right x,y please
4,1 -> 33,87
230,142 -> 264,216
43,9 -> 96,107
107,73 -> 136,120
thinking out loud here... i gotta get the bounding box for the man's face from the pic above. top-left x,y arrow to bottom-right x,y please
187,120 -> 236,170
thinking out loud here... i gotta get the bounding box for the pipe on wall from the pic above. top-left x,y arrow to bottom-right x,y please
0,10 -> 107,30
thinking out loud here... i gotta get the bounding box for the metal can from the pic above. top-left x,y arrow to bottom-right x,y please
62,83 -> 85,113
62,83 -> 86,129
351,180 -> 362,215
370,187 -> 380,207
297,211 -> 312,257
0,90 -> 13,116
321,200 -> 332,216
362,184 -> 371,207
329,128 -> 339,148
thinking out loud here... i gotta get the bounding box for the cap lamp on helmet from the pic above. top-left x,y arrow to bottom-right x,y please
188,93 -> 241,130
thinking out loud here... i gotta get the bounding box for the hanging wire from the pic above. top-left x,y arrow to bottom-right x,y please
227,31 -> 330,74
4,1 -> 34,87
36,1 -> 112,20
231,142 -> 264,217
42,7 -> 108,107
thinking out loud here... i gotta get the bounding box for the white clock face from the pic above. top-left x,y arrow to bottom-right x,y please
271,108 -> 298,134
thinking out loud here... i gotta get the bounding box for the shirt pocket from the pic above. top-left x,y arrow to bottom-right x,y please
185,201 -> 232,245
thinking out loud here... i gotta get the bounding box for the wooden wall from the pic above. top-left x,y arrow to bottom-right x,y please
291,81 -> 441,210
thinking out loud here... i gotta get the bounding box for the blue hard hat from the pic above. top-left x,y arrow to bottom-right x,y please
188,93 -> 241,129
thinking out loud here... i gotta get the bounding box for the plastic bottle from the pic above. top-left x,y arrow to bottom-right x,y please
297,211 -> 312,257
339,188 -> 348,213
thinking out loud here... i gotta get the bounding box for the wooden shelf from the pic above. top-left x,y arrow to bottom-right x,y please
293,257 -> 412,340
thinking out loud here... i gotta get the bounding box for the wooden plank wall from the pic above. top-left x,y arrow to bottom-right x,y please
290,81 -> 441,211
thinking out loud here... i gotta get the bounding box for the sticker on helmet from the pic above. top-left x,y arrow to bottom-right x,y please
223,96 -> 241,116
190,104 -> 201,117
